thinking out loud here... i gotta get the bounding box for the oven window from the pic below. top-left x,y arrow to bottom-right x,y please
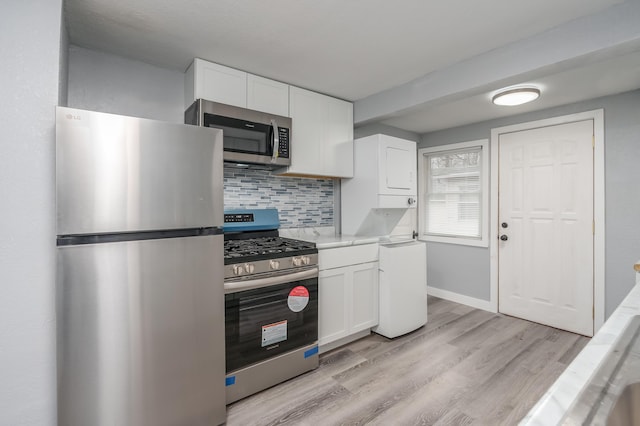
225,278 -> 318,373
204,114 -> 271,155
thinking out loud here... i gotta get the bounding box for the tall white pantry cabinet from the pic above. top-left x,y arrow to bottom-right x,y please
341,134 -> 427,339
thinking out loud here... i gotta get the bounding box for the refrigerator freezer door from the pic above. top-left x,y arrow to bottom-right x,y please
57,234 -> 225,426
56,107 -> 223,235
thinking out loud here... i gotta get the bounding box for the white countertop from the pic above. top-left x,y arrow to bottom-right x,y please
520,263 -> 640,425
280,227 -> 382,249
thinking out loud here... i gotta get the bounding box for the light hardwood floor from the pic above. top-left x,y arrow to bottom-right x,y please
226,296 -> 589,425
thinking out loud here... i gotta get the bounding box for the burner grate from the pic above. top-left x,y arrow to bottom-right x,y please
224,236 -> 316,260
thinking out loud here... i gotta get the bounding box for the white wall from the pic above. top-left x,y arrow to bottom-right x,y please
421,89 -> 640,317
0,1 -> 63,424
67,45 -> 185,122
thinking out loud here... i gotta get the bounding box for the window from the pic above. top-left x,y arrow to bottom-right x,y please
418,139 -> 489,247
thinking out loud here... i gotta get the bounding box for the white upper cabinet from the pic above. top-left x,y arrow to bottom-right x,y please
341,134 -> 417,235
185,59 -> 247,109
379,137 -> 416,195
326,95 -> 355,177
247,74 -> 289,117
185,58 -> 354,179
286,87 -> 324,175
185,59 -> 288,116
281,86 -> 353,178
344,134 -> 416,198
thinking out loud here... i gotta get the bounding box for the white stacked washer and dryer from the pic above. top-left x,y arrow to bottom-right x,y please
341,134 -> 427,338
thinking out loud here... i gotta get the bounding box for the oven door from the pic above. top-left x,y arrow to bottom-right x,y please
224,267 -> 318,373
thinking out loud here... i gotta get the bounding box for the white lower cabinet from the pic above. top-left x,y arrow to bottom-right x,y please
318,244 -> 378,352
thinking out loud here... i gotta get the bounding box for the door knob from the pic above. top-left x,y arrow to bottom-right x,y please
501,222 -> 508,228
500,235 -> 508,241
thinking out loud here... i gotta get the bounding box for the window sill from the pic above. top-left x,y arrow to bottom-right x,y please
420,235 -> 488,248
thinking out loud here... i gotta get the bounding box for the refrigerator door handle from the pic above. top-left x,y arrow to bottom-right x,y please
224,267 -> 318,293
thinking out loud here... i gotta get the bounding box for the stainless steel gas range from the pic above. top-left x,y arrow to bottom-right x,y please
223,208 -> 319,404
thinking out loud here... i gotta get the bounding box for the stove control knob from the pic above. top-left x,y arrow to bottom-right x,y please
292,257 -> 303,267
270,260 -> 280,270
244,263 -> 255,274
232,264 -> 244,276
301,256 -> 311,266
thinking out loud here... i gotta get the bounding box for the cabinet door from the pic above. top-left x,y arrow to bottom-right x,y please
247,75 -> 289,117
379,136 -> 417,195
350,262 -> 379,332
318,268 -> 349,346
324,96 -> 354,178
194,60 -> 247,108
287,86 -> 325,175
285,86 -> 354,178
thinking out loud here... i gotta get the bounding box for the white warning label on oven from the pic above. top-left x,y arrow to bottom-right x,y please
288,286 -> 310,312
262,320 -> 287,347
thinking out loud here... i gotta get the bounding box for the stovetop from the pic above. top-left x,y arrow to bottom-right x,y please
222,208 -> 317,266
224,236 -> 317,265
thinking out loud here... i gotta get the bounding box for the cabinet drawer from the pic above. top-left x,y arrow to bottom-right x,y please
319,243 -> 378,270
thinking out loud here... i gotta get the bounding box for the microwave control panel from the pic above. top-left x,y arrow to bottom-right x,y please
278,127 -> 290,158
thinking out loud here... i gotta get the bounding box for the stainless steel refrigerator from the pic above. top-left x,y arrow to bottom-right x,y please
55,107 -> 226,426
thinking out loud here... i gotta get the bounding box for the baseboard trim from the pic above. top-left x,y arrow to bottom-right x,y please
427,286 -> 495,313
319,329 -> 371,354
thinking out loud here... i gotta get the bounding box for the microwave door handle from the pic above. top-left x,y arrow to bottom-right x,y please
270,119 -> 279,163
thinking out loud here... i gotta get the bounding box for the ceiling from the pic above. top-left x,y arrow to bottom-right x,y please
64,0 -> 640,134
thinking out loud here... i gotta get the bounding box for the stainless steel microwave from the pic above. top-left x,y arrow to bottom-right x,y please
185,99 -> 291,168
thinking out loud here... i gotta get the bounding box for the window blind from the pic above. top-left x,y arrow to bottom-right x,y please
424,147 -> 482,239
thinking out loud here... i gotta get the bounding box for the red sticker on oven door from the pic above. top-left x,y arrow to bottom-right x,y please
288,286 -> 310,312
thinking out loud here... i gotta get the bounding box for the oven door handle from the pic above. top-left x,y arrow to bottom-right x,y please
224,267 -> 318,294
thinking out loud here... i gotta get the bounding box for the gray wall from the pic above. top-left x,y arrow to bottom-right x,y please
67,47 -> 339,227
355,122 -> 421,142
67,45 -> 185,122
0,1 -> 64,424
421,89 -> 640,317
426,243 -> 492,300
59,18 -> 68,106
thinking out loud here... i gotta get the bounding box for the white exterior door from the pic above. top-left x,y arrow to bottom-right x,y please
498,120 -> 594,336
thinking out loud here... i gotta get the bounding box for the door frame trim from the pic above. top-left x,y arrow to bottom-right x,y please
489,109 -> 605,334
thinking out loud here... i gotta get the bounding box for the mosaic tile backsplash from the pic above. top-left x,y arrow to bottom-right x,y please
224,166 -> 335,228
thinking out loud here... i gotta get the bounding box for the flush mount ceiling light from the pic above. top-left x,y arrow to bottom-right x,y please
492,87 -> 540,106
